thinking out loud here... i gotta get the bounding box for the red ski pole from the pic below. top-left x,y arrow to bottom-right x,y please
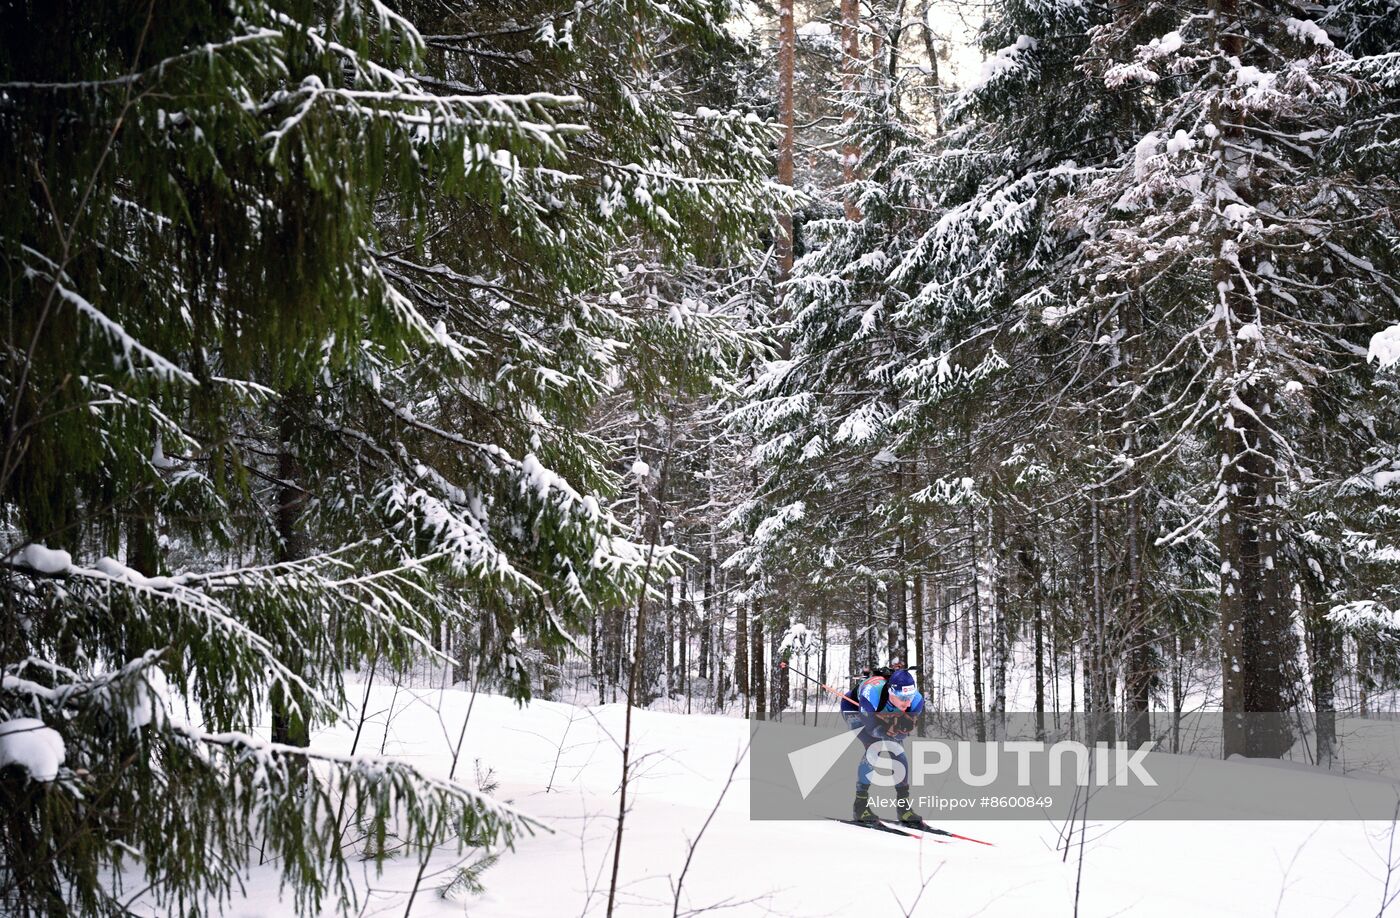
776,660 -> 861,708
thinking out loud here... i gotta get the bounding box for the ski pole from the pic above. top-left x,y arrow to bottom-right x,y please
922,827 -> 995,846
776,660 -> 860,708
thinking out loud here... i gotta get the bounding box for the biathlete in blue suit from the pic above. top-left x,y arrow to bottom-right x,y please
839,664 -> 927,827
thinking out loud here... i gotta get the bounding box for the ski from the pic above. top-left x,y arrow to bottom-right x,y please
876,821 -> 951,843
826,817 -> 919,838
886,822 -> 995,846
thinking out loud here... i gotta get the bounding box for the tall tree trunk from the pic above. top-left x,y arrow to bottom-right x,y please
124,488 -> 160,666
1211,0 -> 1292,758
776,0 -> 796,273
1068,641 -> 1077,742
1124,482 -> 1153,748
613,604 -> 626,703
915,0 -> 943,128
751,598 -> 766,716
272,394 -> 310,749
1172,632 -> 1184,753
1018,530 -> 1045,741
912,574 -> 926,680
864,578 -> 877,668
736,599 -> 749,706
714,618 -> 727,712
678,577 -> 690,698
1358,637 -> 1371,717
1088,494 -> 1114,744
991,511 -> 1008,736
970,512 -> 986,742
769,623 -> 785,716
703,458 -> 718,681
698,611 -> 710,682
846,593 -> 857,681
1034,596 -> 1046,741
840,0 -> 862,221
665,576 -> 676,696
1304,598 -> 1339,765
590,617 -> 602,704
937,574 -> 948,646
891,580 -> 908,665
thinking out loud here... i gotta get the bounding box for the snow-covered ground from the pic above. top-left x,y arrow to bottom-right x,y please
193,681 -> 1399,917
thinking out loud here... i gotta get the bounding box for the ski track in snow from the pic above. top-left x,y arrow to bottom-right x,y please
161,681 -> 1398,917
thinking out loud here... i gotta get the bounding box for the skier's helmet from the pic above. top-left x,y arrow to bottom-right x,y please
889,668 -> 917,708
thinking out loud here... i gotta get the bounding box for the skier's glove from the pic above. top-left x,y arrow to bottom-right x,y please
877,711 -> 918,738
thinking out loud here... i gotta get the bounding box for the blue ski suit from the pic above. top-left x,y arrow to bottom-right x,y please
840,675 -> 924,788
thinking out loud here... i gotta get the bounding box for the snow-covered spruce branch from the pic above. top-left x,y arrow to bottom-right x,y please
3,647 -> 166,709
0,27 -> 282,91
19,250 -> 194,384
167,720 -> 548,840
4,553 -> 312,700
4,542 -> 455,724
261,83 -> 586,162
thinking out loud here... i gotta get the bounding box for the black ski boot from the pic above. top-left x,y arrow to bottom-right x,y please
853,786 -> 877,824
895,785 -> 928,830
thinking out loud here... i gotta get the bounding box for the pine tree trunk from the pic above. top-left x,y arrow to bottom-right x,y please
769,624 -> 783,716
840,0 -> 862,221
913,574 -> 926,681
272,394 -> 310,749
937,575 -> 948,646
1088,494 -> 1114,744
1082,650 -> 1094,744
124,493 -> 160,665
698,611 -> 709,682
970,512 -> 986,742
776,0 -> 795,273
1172,632 -> 1184,754
915,0 -> 943,127
751,599 -> 766,716
1118,294 -> 1153,748
865,578 -> 877,668
665,575 -> 676,696
1024,536 -> 1044,741
849,595 -> 861,681
714,619 -> 727,712
819,603 -> 830,688
613,604 -> 627,703
1305,599 -> 1339,765
1359,637 -> 1371,717
678,577 -> 690,699
1068,642 -> 1077,742
704,468 -> 718,680
1210,0 -> 1293,758
991,512 -> 1008,736
736,599 -> 749,704
1124,485 -> 1153,748
890,577 -> 907,665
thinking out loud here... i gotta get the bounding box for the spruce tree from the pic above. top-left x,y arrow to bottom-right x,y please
0,0 -> 775,913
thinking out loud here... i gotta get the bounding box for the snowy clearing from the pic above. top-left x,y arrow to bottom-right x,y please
193,683 -> 1397,917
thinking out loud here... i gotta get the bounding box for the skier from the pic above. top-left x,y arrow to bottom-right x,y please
842,665 -> 926,827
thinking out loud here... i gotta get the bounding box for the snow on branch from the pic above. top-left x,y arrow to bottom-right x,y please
168,720 -> 547,839
1331,51 -> 1400,88
1368,325 -> 1400,370
22,251 -> 195,384
3,542 -> 455,725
